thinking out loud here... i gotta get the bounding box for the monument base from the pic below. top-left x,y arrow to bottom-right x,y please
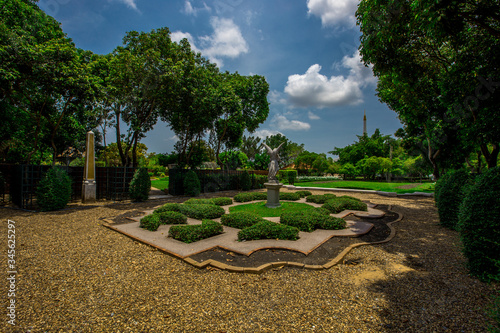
82,180 -> 96,203
264,182 -> 283,208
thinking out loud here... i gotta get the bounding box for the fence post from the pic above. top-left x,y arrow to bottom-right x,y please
82,131 -> 96,203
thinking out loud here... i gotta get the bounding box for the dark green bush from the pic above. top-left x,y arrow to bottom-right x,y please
212,197 -> 233,206
178,204 -> 225,219
0,171 -> 5,195
183,170 -> 201,197
280,210 -> 346,232
306,193 -> 337,204
337,195 -> 362,202
129,168 -> 151,202
458,167 -> 500,282
278,169 -> 298,185
139,214 -> 161,231
169,219 -> 224,243
322,197 -> 367,214
140,211 -> 187,231
314,207 -> 331,215
295,190 -> 312,198
435,169 -> 473,229
279,192 -> 301,201
183,198 -> 214,205
220,211 -> 265,229
36,167 -> 72,211
240,171 -> 252,191
153,203 -> 181,214
251,175 -> 268,189
238,221 -> 299,241
234,192 -> 267,202
488,292 -> 500,333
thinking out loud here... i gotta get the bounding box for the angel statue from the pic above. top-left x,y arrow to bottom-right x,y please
262,142 -> 285,183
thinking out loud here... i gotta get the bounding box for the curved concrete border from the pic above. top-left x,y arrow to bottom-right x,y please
284,185 -> 433,197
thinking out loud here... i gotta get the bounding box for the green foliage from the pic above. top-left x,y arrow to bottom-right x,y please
129,168 -> 151,202
279,192 -> 300,201
252,153 -> 270,170
237,221 -> 299,241
220,212 -> 265,229
251,175 -> 268,189
36,168 -> 72,211
306,194 -> 337,204
183,197 -> 233,206
280,211 -> 346,232
458,167 -> 500,282
264,134 -> 304,168
168,220 -> 224,244
233,192 -> 267,202
178,204 -> 225,220
153,203 -> 181,214
212,197 -> 233,206
322,197 -> 368,214
435,169 -> 473,229
278,169 -> 298,184
240,171 -> 252,191
219,151 -> 248,170
295,190 -> 312,198
140,211 -> 187,231
488,292 -> 500,333
183,170 -> 201,197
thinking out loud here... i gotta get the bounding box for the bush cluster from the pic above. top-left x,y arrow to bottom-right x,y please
169,219 -> 224,244
280,210 -> 346,232
234,192 -> 267,202
36,167 -> 72,211
240,171 -> 252,191
220,211 -> 265,229
295,190 -> 312,198
306,194 -> 337,204
212,197 -> 233,206
279,192 -> 300,201
237,221 -> 299,241
278,169 -> 298,185
435,169 -> 473,229
183,197 -> 233,206
153,203 -> 181,214
458,166 -> 500,283
183,170 -> 201,197
322,197 -> 367,214
178,204 -> 225,220
140,211 -> 187,231
129,168 -> 151,202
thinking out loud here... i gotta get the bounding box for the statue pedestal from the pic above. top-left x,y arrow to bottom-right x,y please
264,182 -> 283,208
82,180 -> 96,203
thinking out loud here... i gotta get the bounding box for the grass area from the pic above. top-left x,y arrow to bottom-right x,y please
229,202 -> 318,217
150,177 -> 169,190
295,180 -> 435,193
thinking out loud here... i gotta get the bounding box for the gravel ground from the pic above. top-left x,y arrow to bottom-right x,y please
1,190 -> 498,332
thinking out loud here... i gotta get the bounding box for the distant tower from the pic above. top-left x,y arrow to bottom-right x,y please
363,109 -> 367,135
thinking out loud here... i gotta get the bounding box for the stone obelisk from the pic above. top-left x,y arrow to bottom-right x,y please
82,131 -> 96,203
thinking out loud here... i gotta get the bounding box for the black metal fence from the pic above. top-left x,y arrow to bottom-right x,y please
169,169 -> 268,196
0,164 -> 136,210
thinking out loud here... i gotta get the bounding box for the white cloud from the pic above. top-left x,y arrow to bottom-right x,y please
182,1 -> 211,16
308,111 -> 320,120
284,50 -> 376,108
307,0 -> 359,28
269,90 -> 287,105
171,17 -> 248,67
274,115 -> 311,131
116,0 -> 139,12
253,129 -> 282,140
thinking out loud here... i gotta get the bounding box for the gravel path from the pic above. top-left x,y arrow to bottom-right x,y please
0,190 -> 497,332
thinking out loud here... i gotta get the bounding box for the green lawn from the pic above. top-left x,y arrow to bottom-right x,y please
229,202 -> 318,217
150,177 -> 169,190
294,180 -> 435,193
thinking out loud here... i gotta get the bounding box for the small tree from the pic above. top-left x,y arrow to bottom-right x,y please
240,171 -> 251,191
129,168 -> 151,202
183,170 -> 201,197
36,168 -> 72,211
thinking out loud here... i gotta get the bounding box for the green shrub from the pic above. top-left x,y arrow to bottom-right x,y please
295,190 -> 312,198
338,195 -> 361,201
178,204 -> 225,219
488,292 -> 500,333
234,192 -> 267,202
169,219 -> 224,243
139,214 -> 161,231
153,203 -> 181,214
278,169 -> 298,185
314,207 -> 331,215
129,168 -> 151,202
458,167 -> 500,282
212,197 -> 233,206
36,168 -> 72,211
322,197 -> 367,214
237,221 -> 299,241
306,194 -> 337,204
183,170 -> 201,197
280,210 -> 346,232
184,198 -> 214,205
435,169 -> 473,229
279,192 -> 300,201
140,211 -> 187,231
240,171 -> 252,191
220,211 -> 265,229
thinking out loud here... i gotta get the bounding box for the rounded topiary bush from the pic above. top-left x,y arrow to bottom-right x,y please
435,169 -> 473,230
129,168 -> 151,202
458,167 -> 500,282
280,210 -> 346,232
237,221 -> 299,241
296,190 -> 312,198
36,167 -> 72,211
184,198 -> 214,205
322,197 -> 367,214
178,204 -> 225,219
154,203 -> 181,214
183,170 -> 201,197
306,194 -> 337,204
221,211 -> 265,229
212,197 -> 233,206
169,219 -> 223,243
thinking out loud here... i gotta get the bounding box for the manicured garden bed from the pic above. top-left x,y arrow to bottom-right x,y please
229,201 -> 319,217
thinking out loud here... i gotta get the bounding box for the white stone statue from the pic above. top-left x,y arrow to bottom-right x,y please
262,142 -> 284,183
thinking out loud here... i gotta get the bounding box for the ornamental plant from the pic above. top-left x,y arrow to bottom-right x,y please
183,170 -> 201,197
36,167 -> 72,211
220,212 -> 265,229
129,168 -> 151,202
237,221 -> 299,241
169,219 -> 223,243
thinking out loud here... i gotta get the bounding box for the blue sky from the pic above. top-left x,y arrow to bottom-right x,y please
38,0 -> 403,156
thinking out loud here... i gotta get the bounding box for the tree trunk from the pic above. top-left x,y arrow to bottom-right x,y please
115,107 -> 127,167
480,143 -> 499,168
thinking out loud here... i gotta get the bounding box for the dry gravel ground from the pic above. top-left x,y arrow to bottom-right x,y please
1,190 -> 498,332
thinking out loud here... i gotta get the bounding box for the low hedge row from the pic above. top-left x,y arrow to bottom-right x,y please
279,192 -> 301,201
153,203 -> 225,219
140,211 -> 187,231
322,197 -> 367,214
295,190 -> 312,198
221,212 -> 265,229
234,192 -> 267,202
306,194 -> 337,204
237,221 -> 299,241
280,210 -> 346,232
168,220 -> 223,244
153,203 -> 181,214
183,197 -> 233,206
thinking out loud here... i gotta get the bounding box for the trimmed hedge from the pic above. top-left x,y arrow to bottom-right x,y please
237,221 -> 299,241
280,210 -> 346,232
295,190 -> 312,198
129,168 -> 151,202
212,197 -> 233,206
458,166 -> 500,282
240,171 -> 252,191
322,197 -> 367,214
435,169 -> 473,230
169,219 -> 224,244
153,203 -> 181,214
279,192 -> 301,201
278,169 -> 298,185
306,193 -> 337,204
183,170 -> 201,197
220,211 -> 265,229
36,167 -> 72,211
234,192 -> 267,202
140,211 -> 187,231
183,197 -> 233,206
178,204 -> 225,220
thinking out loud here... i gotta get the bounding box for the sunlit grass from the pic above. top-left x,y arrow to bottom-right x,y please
229,202 -> 317,217
150,177 -> 169,190
295,180 -> 434,193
